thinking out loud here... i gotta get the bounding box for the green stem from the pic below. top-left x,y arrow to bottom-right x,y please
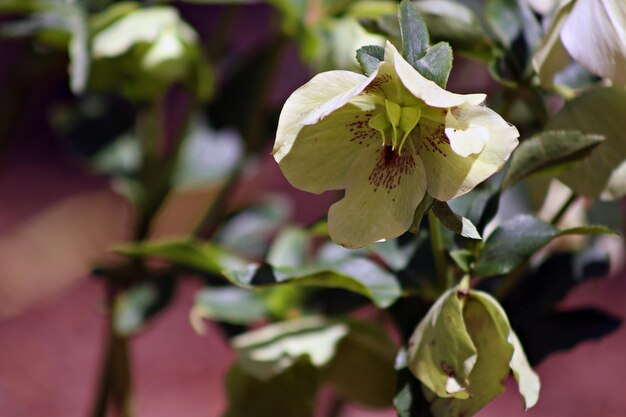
550,192 -> 577,225
93,95 -> 195,417
428,211 -> 448,291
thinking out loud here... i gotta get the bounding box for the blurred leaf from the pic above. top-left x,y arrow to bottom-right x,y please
398,0 -> 429,67
432,201 -> 481,240
267,227 -> 310,268
450,185 -> 500,234
113,275 -> 175,336
216,200 -> 291,258
394,349 -> 434,417
449,249 -> 474,274
547,87 -> 626,199
369,237 -> 419,271
191,286 -> 268,329
503,130 -> 605,189
224,360 -> 319,417
173,119 -> 243,188
474,215 -> 618,277
228,258 -> 401,308
485,0 -> 541,50
412,0 -> 492,59
117,239 -> 250,274
324,321 -> 397,407
232,316 -> 348,380
119,240 -> 402,308
356,44 -> 384,76
91,133 -> 141,176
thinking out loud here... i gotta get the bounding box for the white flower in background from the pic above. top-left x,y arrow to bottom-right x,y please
273,41 -> 519,248
534,0 -> 626,87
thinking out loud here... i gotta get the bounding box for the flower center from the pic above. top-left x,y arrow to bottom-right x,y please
368,99 -> 421,155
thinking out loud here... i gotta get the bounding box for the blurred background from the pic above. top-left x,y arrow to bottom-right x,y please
0,1 -> 625,416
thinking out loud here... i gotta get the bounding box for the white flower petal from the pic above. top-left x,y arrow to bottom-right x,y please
561,0 -> 626,86
277,104 -> 380,194
532,0 -> 574,88
384,41 -> 485,108
301,70 -> 379,125
419,105 -> 519,201
445,106 -> 490,157
273,70 -> 370,161
328,141 -> 427,248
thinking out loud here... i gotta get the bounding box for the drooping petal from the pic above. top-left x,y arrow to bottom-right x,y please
445,106 -> 491,157
301,70 -> 379,125
532,0 -> 574,88
561,0 -> 626,86
419,105 -> 518,201
277,103 -> 380,194
273,70 -> 370,161
328,141 -> 427,248
384,41 -> 486,108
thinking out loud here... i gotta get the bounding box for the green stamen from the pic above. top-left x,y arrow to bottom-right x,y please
369,101 -> 422,154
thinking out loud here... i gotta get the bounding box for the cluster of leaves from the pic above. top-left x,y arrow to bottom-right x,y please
2,1 -> 625,417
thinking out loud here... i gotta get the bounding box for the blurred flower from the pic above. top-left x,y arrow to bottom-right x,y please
273,41 -> 518,248
89,4 -> 213,101
534,0 -> 626,87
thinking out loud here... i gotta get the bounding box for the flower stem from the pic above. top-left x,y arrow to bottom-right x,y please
428,211 -> 448,291
550,192 -> 577,225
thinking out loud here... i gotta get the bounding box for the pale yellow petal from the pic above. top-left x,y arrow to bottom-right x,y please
328,141 -> 427,248
419,105 -> 518,201
273,70 -> 370,161
384,41 -> 485,108
277,104 -> 380,194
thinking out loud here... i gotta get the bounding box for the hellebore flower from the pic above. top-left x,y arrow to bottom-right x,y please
273,41 -> 519,248
533,0 -> 626,87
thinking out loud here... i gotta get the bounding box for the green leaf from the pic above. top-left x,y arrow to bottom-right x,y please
112,276 -> 174,336
412,0 -> 492,60
324,321 -> 397,408
425,292 -> 513,417
227,258 -> 401,308
267,227 -> 310,268
432,201 -> 481,240
369,238 -> 419,271
407,287 -> 477,399
474,215 -> 618,277
116,240 -> 250,275
233,316 -> 349,380
398,0 -> 429,67
190,287 -> 268,329
547,87 -> 626,199
449,249 -> 474,274
414,42 -> 453,88
356,44 -> 385,76
118,240 -> 402,308
485,0 -> 540,50
503,130 -> 605,189
394,349 -> 434,417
